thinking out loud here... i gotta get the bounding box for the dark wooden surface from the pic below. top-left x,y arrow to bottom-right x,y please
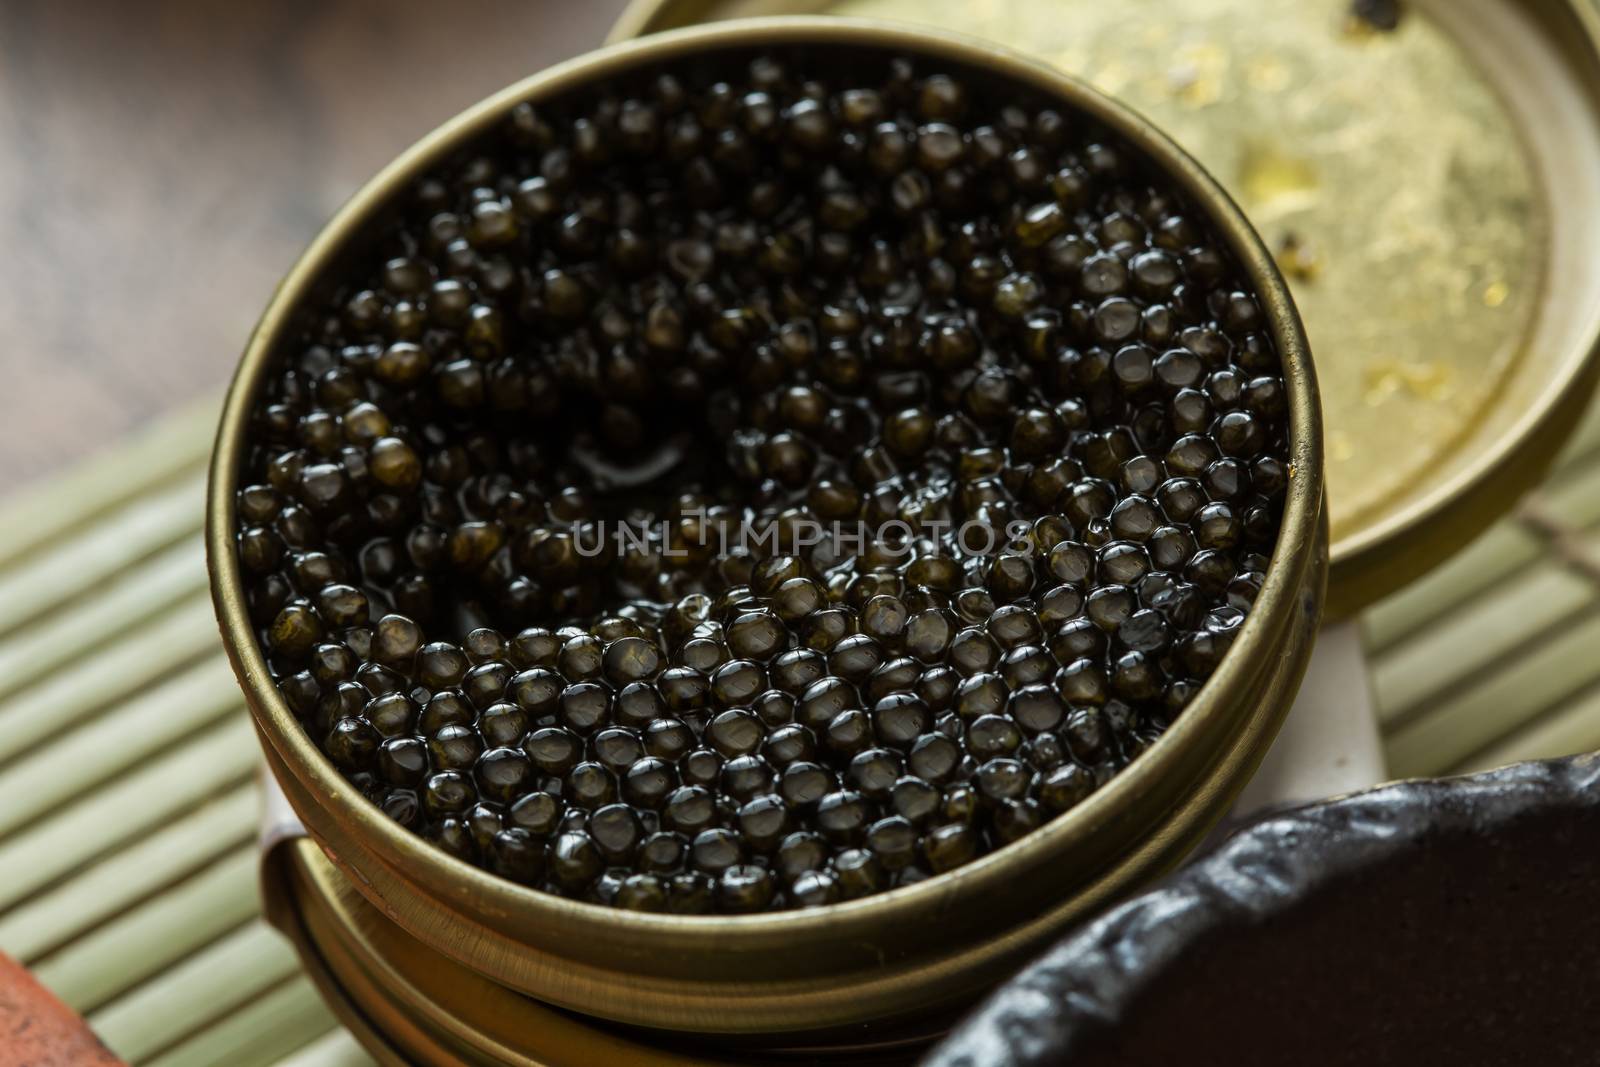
0,0 -> 630,493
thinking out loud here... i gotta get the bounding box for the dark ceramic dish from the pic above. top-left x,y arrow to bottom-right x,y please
925,755 -> 1600,1067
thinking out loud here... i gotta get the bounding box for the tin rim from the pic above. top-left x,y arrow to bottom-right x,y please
208,13 -> 1322,1007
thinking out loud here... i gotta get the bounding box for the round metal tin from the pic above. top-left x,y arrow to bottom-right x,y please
609,0 -> 1600,615
212,14 -> 1325,1050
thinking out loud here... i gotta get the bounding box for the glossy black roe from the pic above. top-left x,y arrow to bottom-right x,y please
239,49 -> 1289,912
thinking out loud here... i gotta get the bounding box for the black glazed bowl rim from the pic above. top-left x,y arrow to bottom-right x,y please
924,753 -> 1600,1065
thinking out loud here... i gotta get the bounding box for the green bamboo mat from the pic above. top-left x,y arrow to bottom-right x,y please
0,390 -> 1598,1065
0,402 -> 373,1067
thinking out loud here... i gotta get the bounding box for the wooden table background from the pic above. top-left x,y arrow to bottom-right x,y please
0,0 -> 629,494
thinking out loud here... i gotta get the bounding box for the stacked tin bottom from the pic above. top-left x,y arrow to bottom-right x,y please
262,838 -> 939,1066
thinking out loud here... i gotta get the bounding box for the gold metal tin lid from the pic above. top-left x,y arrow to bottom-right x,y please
610,0 -> 1600,614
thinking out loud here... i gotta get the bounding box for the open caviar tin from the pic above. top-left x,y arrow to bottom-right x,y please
212,15 -> 1326,1058
611,0 -> 1600,616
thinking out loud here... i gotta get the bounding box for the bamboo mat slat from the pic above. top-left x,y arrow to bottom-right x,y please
1363,395 -> 1600,775
271,1029 -> 380,1067
29,848 -> 261,1012
87,920 -> 304,1061
0,400 -> 215,569
1467,682 -> 1600,771
1543,461 -> 1600,527
142,979 -> 354,1067
1384,610 -> 1600,777
0,534 -> 208,703
0,472 -> 207,639
0,657 -> 241,838
1370,561 -> 1596,725
0,384 -> 1594,1065
0,595 -> 229,765
0,715 -> 257,909
1360,524 -> 1544,649
0,789 -> 256,962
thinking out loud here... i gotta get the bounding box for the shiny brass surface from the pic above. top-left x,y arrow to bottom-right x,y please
610,0 -> 1600,615
212,17 -> 1326,1037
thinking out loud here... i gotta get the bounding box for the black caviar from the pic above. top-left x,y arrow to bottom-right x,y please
237,49 -> 1290,913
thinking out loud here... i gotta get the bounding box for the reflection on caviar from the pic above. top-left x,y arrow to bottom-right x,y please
238,50 -> 1289,912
